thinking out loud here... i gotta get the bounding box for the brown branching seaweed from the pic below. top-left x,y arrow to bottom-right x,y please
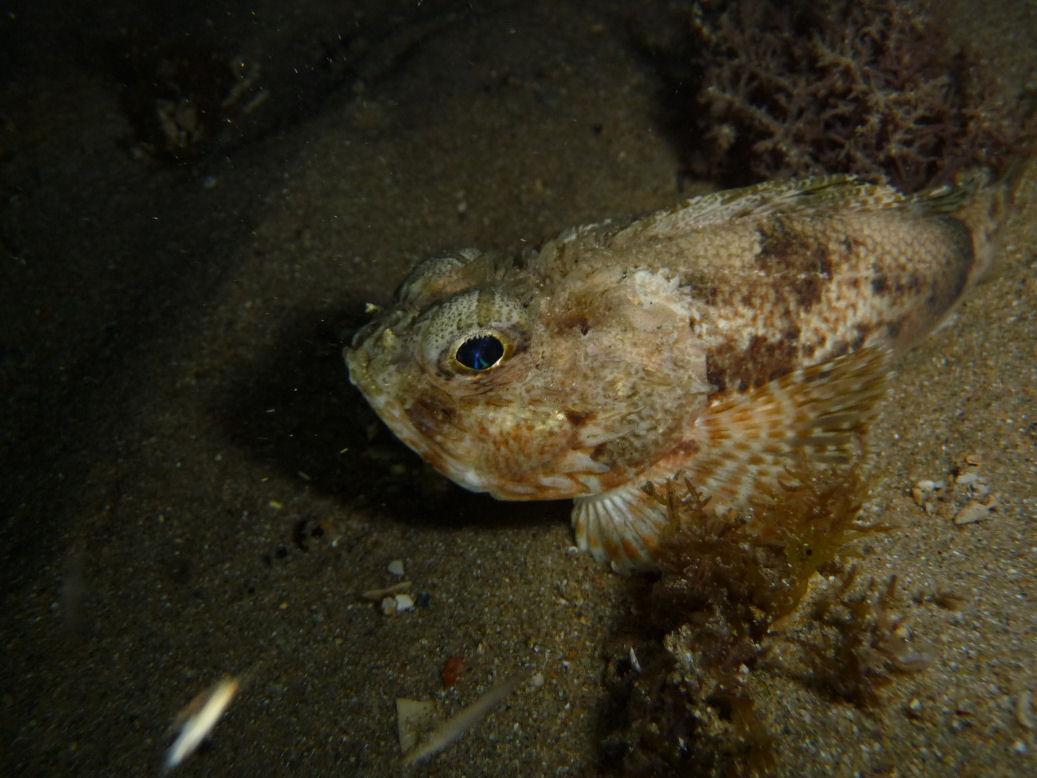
676,0 -> 1033,191
789,568 -> 934,709
599,455 -> 924,775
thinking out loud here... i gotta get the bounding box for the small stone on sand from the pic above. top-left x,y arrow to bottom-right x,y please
395,593 -> 415,612
395,698 -> 436,753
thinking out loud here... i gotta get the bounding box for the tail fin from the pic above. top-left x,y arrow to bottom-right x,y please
946,161 -> 1027,285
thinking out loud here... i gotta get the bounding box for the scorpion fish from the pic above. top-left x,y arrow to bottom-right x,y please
345,175 -> 1003,572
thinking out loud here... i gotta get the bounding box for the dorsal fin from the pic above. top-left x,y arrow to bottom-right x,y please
629,176 -> 909,240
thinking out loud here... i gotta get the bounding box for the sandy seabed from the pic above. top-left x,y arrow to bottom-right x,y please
1,1 -> 1034,775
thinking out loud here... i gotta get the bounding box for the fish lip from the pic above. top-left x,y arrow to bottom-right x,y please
342,344 -> 362,387
343,305 -> 413,385
342,330 -> 370,385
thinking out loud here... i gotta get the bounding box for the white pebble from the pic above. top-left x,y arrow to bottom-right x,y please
1016,690 -> 1034,730
396,698 -> 436,753
954,500 -> 993,525
387,559 -> 405,576
395,593 -> 415,612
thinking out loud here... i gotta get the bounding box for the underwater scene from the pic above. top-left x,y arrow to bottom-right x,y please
1,0 -> 1034,775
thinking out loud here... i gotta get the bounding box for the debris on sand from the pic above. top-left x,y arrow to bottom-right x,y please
402,675 -> 524,766
164,676 -> 240,773
395,697 -> 436,754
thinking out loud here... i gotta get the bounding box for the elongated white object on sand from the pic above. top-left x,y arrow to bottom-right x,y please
403,675 -> 523,766
164,676 -> 240,772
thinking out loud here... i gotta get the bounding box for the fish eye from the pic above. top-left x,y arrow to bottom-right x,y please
418,289 -> 527,379
455,334 -> 505,371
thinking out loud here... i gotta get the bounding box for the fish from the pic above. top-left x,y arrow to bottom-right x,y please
345,174 -> 1005,572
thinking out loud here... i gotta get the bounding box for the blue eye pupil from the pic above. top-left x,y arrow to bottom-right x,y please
456,335 -> 504,370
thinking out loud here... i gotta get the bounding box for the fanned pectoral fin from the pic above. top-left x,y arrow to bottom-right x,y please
571,347 -> 892,573
690,346 -> 892,508
572,482 -> 669,573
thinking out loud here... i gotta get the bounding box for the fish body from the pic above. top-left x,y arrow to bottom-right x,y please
346,175 -> 995,571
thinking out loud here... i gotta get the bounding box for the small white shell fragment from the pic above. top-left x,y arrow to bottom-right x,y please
165,676 -> 240,772
953,500 -> 995,525
1017,690 -> 1034,730
955,471 -> 980,486
381,596 -> 397,615
396,697 -> 436,753
910,479 -> 945,514
629,647 -> 641,673
395,593 -> 415,612
387,559 -> 405,576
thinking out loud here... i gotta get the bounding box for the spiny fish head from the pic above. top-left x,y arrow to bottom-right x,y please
345,247 -> 709,500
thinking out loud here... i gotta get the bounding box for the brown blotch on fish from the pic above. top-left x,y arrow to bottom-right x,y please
564,409 -> 591,427
754,221 -> 834,309
551,310 -> 591,335
707,331 -> 800,393
406,396 -> 458,434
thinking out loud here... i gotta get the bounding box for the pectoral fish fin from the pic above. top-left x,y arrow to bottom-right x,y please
572,482 -> 669,573
689,346 -> 892,507
571,347 -> 891,573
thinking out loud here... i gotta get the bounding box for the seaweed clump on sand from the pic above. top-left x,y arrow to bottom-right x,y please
662,0 -> 1033,192
790,568 -> 934,709
110,32 -> 269,161
599,459 -> 933,776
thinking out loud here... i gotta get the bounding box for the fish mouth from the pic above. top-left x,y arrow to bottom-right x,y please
342,308 -> 406,392
343,314 -> 607,503
342,341 -> 367,389
343,335 -> 460,482
344,347 -> 553,500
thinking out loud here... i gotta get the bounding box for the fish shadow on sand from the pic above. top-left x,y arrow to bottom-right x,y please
213,305 -> 556,532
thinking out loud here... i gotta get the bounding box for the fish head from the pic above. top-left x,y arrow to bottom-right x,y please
345,245 -> 710,500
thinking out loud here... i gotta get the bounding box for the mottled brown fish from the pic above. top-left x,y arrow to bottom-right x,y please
345,175 -> 1002,571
